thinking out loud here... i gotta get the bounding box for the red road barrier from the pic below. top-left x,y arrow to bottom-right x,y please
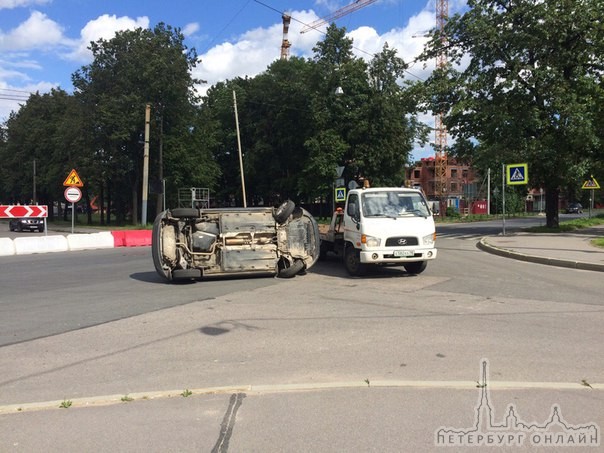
111,230 -> 152,247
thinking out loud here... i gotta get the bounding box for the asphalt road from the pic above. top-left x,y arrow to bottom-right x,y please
0,219 -> 602,451
0,248 -> 282,346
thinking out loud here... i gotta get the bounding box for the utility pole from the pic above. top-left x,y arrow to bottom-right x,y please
141,103 -> 151,225
487,168 -> 491,215
233,90 -> 247,207
32,159 -> 37,204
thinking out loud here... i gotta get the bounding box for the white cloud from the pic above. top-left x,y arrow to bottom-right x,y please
0,0 -> 49,9
193,4 -> 438,98
0,11 -> 66,51
182,22 -> 200,37
66,14 -> 150,62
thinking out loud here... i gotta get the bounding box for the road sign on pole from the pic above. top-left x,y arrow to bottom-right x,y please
64,186 -> 82,203
63,168 -> 84,187
506,163 -> 528,185
335,187 -> 346,202
0,205 -> 48,218
581,176 -> 600,190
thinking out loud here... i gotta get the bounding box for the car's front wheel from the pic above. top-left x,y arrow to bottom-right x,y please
273,200 -> 295,224
277,258 -> 305,278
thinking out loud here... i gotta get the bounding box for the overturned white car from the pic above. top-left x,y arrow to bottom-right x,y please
152,201 -> 320,282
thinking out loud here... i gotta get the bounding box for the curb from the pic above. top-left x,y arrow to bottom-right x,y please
477,238 -> 604,272
1,379 -> 601,415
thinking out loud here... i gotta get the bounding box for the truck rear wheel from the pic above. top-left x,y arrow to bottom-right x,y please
344,246 -> 366,276
404,261 -> 427,275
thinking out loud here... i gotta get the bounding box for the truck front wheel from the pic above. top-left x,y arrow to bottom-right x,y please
404,261 -> 427,275
344,246 -> 366,276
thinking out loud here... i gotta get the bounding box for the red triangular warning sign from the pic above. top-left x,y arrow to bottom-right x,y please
63,169 -> 84,187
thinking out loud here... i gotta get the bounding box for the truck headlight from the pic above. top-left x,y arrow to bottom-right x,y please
423,233 -> 436,245
361,234 -> 381,247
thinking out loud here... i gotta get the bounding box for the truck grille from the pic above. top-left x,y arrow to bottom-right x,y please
385,236 -> 418,247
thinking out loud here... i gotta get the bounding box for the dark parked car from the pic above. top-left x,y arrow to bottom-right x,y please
152,201 -> 320,282
8,218 -> 45,232
566,202 -> 583,214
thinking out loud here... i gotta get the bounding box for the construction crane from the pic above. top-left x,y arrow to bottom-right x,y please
280,14 -> 292,60
300,0 -> 378,34
434,0 -> 449,214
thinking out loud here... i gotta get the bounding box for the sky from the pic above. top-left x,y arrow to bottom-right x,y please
0,0 -> 467,159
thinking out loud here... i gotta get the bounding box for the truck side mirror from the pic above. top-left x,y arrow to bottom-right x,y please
347,202 -> 360,223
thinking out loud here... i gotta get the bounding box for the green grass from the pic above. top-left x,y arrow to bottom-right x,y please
592,238 -> 604,248
523,214 -> 604,233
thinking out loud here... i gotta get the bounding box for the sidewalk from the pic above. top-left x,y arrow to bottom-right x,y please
478,225 -> 604,272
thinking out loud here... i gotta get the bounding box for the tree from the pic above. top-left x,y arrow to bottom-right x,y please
72,23 -> 200,224
0,89 -> 88,217
418,0 -> 604,227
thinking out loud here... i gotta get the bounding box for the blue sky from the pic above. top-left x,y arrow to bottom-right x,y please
0,0 -> 467,158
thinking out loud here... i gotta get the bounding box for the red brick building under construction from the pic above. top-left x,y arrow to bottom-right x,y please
406,157 -> 487,214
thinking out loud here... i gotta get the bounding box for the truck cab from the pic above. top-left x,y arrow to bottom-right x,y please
320,187 -> 437,276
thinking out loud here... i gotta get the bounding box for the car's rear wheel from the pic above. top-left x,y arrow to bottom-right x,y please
171,208 -> 199,218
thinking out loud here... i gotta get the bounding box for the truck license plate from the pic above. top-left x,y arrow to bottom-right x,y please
394,250 -> 414,257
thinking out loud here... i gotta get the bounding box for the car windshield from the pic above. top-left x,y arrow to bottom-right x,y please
361,191 -> 431,218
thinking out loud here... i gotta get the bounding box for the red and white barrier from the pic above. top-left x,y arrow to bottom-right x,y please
1,230 -> 151,256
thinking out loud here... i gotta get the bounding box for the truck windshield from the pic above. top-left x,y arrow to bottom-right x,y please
361,191 -> 431,218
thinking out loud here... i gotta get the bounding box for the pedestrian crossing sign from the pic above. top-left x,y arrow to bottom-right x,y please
335,187 -> 346,202
582,176 -> 600,190
506,163 -> 528,185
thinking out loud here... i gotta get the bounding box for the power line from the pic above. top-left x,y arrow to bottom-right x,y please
253,0 -> 425,81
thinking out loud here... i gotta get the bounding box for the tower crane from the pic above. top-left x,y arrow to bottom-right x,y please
280,14 -> 292,60
300,0 -> 378,34
434,0 -> 449,213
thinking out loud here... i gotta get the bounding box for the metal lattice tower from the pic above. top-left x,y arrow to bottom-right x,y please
434,0 -> 448,205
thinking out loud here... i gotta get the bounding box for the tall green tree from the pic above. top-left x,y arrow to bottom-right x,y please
244,57 -> 315,204
419,0 -> 604,227
303,24 -> 368,194
72,23 -> 201,224
0,89 -> 88,217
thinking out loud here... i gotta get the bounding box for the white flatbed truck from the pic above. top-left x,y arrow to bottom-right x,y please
319,186 -> 437,276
